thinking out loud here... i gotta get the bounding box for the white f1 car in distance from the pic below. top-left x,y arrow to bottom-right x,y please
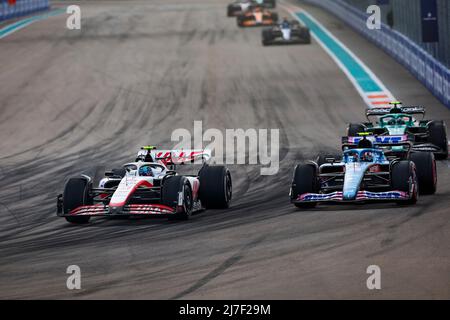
227,0 -> 276,17
57,146 -> 232,224
262,19 -> 311,46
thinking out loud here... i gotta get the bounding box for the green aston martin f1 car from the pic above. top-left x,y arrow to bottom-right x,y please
347,103 -> 448,159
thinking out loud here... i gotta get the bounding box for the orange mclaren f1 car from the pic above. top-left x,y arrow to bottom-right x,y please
237,6 -> 278,27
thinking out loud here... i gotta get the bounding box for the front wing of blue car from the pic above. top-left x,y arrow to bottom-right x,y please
292,190 -> 410,203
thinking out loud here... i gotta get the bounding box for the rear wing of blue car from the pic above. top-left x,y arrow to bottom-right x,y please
366,106 -> 425,120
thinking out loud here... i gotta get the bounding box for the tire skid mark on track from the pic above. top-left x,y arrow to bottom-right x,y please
0,0 -> 449,299
170,234 -> 267,299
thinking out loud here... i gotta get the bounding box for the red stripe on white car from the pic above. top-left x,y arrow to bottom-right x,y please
109,180 -> 154,207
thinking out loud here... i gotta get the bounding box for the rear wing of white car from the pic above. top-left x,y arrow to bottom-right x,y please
136,146 -> 211,165
153,149 -> 211,164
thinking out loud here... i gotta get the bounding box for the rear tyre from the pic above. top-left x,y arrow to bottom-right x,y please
227,6 -> 234,17
262,29 -> 272,46
63,177 -> 92,224
347,123 -> 365,136
301,28 -> 311,44
265,0 -> 276,8
237,16 -> 244,27
428,121 -> 448,159
291,164 -> 317,208
391,160 -> 418,205
409,152 -> 436,195
271,13 -> 279,24
162,176 -> 192,220
198,165 -> 232,209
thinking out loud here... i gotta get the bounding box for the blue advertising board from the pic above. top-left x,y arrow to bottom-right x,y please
0,0 -> 49,22
302,0 -> 450,110
420,0 -> 439,43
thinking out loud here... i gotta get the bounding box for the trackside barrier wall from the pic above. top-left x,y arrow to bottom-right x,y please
301,0 -> 450,110
0,0 -> 49,22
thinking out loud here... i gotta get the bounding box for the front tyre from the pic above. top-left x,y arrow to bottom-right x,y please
428,121 -> 448,159
391,160 -> 418,205
162,176 -> 192,220
291,164 -> 317,208
409,152 -> 436,195
63,177 -> 92,224
198,165 -> 232,209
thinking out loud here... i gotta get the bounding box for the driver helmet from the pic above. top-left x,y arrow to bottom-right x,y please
139,166 -> 154,177
361,151 -> 373,162
397,118 -> 405,125
390,106 -> 402,114
357,137 -> 373,149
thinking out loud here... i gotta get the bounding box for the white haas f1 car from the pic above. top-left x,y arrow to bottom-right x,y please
290,138 -> 419,208
57,146 -> 232,224
262,20 -> 311,46
227,0 -> 276,17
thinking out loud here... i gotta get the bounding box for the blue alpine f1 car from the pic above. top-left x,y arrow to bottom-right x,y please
290,138 -> 419,208
342,133 -> 437,195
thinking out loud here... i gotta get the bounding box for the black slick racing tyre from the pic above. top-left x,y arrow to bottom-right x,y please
391,160 -> 418,205
63,177 -> 92,224
264,0 -> 277,9
237,16 -> 244,27
301,28 -> 311,44
409,152 -> 436,195
227,5 -> 234,17
291,164 -> 317,208
162,176 -> 192,220
428,121 -> 448,159
347,123 -> 365,136
262,29 -> 272,46
271,12 -> 278,24
198,165 -> 232,209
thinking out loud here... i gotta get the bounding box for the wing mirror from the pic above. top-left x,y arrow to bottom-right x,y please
105,171 -> 114,177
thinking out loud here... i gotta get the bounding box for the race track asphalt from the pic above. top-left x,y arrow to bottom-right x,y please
0,0 -> 449,299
